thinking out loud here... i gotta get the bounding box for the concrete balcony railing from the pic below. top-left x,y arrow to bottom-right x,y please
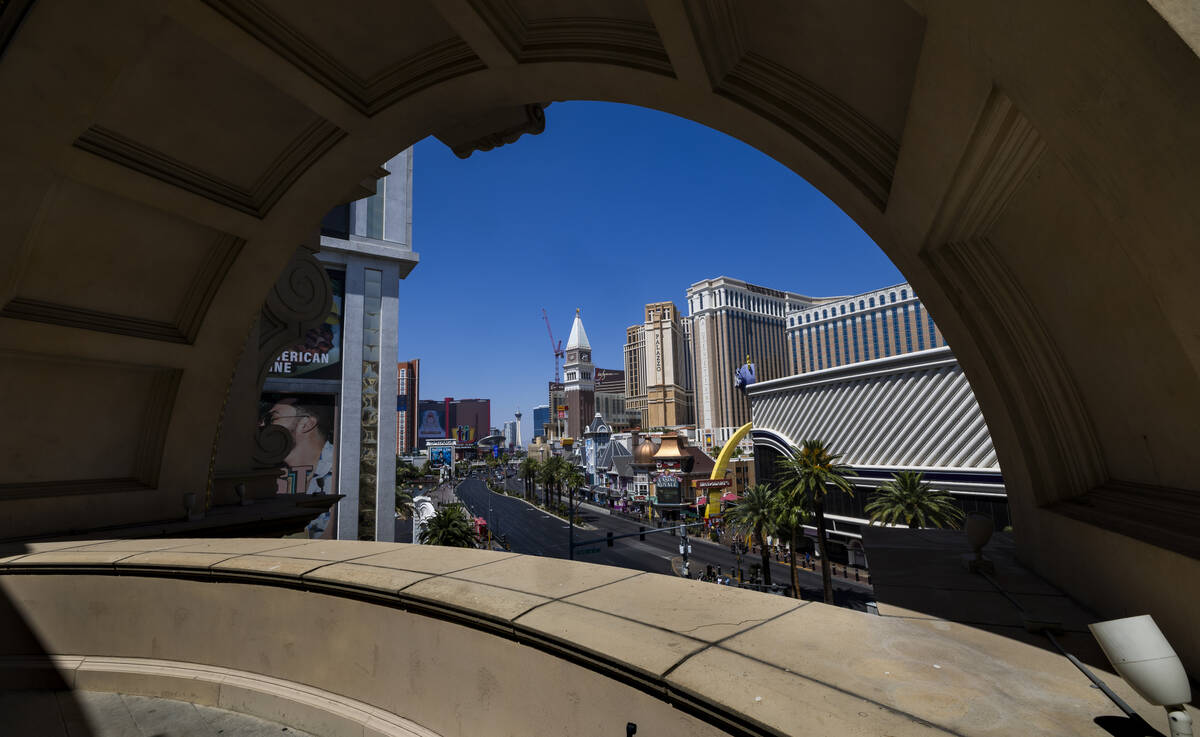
0,539 -> 1179,736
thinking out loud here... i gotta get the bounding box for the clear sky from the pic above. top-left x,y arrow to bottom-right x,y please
400,101 -> 903,443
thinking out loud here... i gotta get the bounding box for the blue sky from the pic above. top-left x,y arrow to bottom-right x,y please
401,101 -> 902,442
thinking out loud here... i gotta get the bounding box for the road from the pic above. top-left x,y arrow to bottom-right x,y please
453,475 -> 875,610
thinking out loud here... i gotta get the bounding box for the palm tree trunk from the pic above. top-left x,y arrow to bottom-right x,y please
789,527 -> 801,599
757,530 -> 772,586
816,500 -> 834,604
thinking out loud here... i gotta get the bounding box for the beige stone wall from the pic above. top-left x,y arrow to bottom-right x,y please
0,540 -> 1191,737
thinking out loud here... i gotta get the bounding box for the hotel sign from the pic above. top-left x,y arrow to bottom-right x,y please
746,283 -> 785,298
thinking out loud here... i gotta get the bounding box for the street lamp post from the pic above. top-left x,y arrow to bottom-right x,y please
679,524 -> 692,577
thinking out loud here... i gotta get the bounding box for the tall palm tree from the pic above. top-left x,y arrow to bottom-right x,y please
518,457 -> 540,501
776,439 -> 856,604
419,503 -> 478,547
537,456 -> 562,507
771,487 -> 810,599
724,484 -> 777,586
561,464 -> 586,519
865,471 -> 964,530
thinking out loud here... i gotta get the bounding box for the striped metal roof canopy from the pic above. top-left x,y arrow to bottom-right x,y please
747,347 -> 999,472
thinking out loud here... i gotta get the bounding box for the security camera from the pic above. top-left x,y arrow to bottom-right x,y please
1089,615 -> 1192,737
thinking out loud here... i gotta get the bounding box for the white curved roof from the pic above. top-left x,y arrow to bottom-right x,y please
747,347 -> 999,472
566,310 -> 590,350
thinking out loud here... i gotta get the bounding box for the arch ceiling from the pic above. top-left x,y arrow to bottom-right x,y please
0,0 -> 1197,668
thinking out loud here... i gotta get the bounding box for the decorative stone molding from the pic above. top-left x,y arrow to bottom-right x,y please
923,91 -> 1046,247
0,233 -> 243,344
463,1 -> 672,74
257,246 -> 334,390
251,423 -> 294,468
716,53 -> 899,211
74,120 -> 344,219
680,0 -> 745,86
251,246 -> 334,467
921,90 -> 1105,503
200,0 -> 486,116
518,18 -> 672,74
434,103 -> 547,159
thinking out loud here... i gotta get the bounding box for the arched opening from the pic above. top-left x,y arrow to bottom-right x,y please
1,0 -> 1197,679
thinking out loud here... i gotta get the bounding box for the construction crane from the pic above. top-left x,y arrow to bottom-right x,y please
542,308 -> 564,383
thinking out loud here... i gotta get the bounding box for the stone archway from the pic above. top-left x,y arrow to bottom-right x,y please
0,0 -> 1197,669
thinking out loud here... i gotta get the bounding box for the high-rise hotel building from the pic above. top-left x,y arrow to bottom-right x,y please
785,282 -> 945,374
623,301 -> 694,429
686,277 -> 830,446
623,325 -> 647,422
396,359 -> 419,454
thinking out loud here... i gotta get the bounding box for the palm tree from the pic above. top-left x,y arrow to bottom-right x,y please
561,464 -> 586,520
540,456 -> 571,507
776,439 -> 856,604
865,471 -> 964,530
771,487 -> 810,599
418,503 -> 478,547
536,457 -> 557,507
518,457 -> 539,501
395,488 -> 414,520
724,484 -> 777,586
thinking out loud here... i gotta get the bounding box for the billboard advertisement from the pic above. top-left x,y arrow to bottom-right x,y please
453,424 -> 476,443
259,392 -> 338,538
417,400 -> 446,447
427,439 -> 455,467
268,269 -> 345,380
593,367 -> 625,391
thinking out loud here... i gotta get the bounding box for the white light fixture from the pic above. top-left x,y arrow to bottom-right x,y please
1089,615 -> 1192,737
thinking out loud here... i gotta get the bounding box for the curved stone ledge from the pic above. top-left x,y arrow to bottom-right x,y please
0,540 -> 1173,736
0,655 -> 439,737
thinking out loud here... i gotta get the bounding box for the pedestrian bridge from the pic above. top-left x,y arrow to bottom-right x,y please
1,0 -> 1198,696
0,539 -> 1173,737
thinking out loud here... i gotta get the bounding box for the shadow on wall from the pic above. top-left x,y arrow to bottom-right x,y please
860,527 -> 1151,688
0,543 -> 97,736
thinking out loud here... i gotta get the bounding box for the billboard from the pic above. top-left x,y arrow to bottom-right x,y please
556,404 -> 567,419
268,269 -> 345,380
427,439 -> 455,467
417,400 -> 446,447
453,424 -> 476,443
593,367 -> 625,392
259,392 -> 338,538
